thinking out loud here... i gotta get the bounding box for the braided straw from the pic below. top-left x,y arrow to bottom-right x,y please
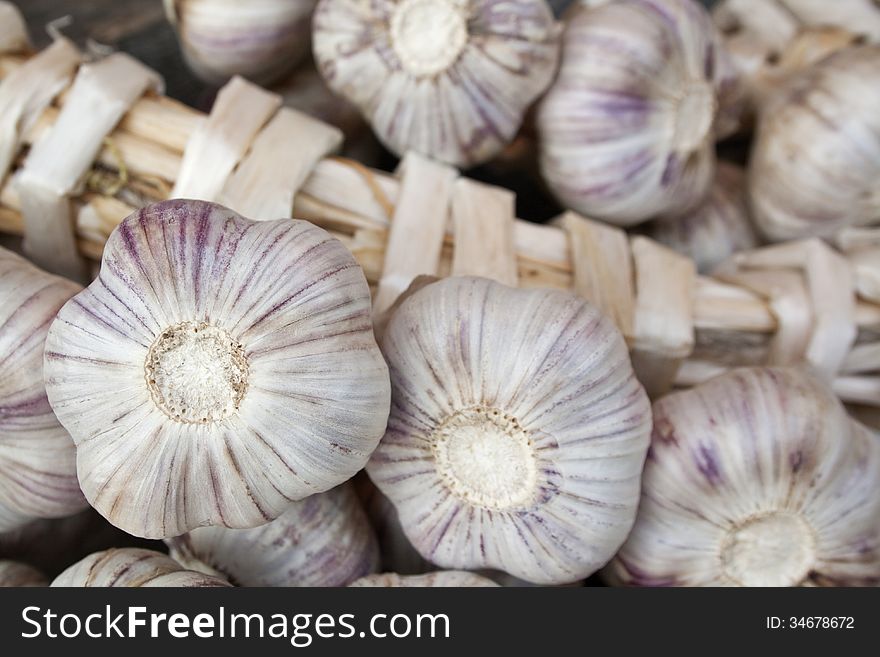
0,20 -> 876,408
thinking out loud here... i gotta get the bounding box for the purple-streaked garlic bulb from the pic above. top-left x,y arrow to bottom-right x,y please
43,200 -> 390,539
748,46 -> 880,241
166,483 -> 379,587
608,367 -> 880,587
164,0 -> 318,85
312,0 -> 561,168
350,571 -> 498,587
0,247 -> 87,533
538,0 -> 741,226
648,162 -> 758,273
52,548 -> 231,587
367,277 -> 652,585
0,560 -> 47,587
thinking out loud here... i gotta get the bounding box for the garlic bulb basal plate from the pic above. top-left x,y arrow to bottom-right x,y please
367,276 -> 652,585
52,548 -> 230,587
313,0 -> 561,168
538,0 -> 741,226
608,367 -> 880,587
43,200 -> 391,539
0,247 -> 87,533
166,482 -> 379,587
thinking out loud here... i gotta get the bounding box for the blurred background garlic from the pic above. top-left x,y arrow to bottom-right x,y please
52,548 -> 231,587
0,247 -> 87,533
608,367 -> 880,587
43,200 -> 390,539
368,277 -> 651,585
0,560 -> 47,587
647,162 -> 759,273
713,1 -> 867,120
538,0 -> 742,226
313,0 -> 561,168
748,46 -> 880,241
165,0 -> 318,85
166,482 -> 379,586
350,571 -> 498,587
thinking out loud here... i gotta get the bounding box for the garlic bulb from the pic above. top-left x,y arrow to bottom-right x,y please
648,162 -> 758,273
608,367 -> 880,587
0,560 -> 47,587
749,46 -> 880,241
0,246 -> 86,533
166,482 -> 379,586
538,0 -> 742,226
367,276 -> 652,585
312,0 -> 561,168
52,548 -> 231,587
350,571 -> 498,587
164,0 -> 318,85
778,0 -> 880,42
43,200 -> 391,539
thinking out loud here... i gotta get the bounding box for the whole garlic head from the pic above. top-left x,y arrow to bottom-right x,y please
367,277 -> 652,585
52,548 -> 230,587
538,0 -> 741,226
350,571 -> 498,587
43,200 -> 391,539
0,246 -> 87,533
165,0 -> 318,85
648,162 -> 759,273
166,482 -> 379,586
313,0 -> 561,168
608,367 -> 880,587
748,45 -> 880,241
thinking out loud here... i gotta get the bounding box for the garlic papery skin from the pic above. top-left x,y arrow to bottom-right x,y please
312,0 -> 561,168
350,571 -> 498,587
537,0 -> 741,226
52,548 -> 231,587
648,162 -> 759,274
608,367 -> 880,587
366,276 -> 652,585
0,560 -> 47,587
43,199 -> 391,539
0,246 -> 87,533
748,46 -> 880,241
166,482 -> 379,586
165,0 -> 318,85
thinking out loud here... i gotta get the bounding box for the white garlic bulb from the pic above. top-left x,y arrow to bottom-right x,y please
0,560 -> 47,587
778,0 -> 880,42
312,0 -> 561,168
350,571 -> 498,587
166,482 -> 379,586
367,277 -> 652,585
43,200 -> 391,539
0,246 -> 87,533
538,0 -> 742,226
608,367 -> 880,587
164,0 -> 318,85
52,548 -> 231,587
648,162 -> 758,273
749,45 -> 880,241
